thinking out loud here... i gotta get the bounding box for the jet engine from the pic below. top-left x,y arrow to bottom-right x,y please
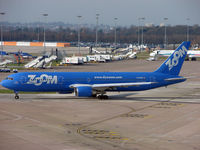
75,86 -> 93,97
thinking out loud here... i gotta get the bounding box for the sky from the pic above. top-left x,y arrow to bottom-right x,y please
0,0 -> 199,26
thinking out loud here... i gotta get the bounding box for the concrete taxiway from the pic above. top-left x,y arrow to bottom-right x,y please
0,60 -> 200,150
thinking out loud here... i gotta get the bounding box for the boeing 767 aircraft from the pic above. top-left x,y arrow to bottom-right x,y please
0,41 -> 190,99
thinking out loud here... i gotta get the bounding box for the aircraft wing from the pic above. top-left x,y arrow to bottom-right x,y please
92,82 -> 154,88
70,82 -> 156,91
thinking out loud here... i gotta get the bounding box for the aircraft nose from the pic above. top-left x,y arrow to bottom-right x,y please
0,80 -> 12,89
0,80 -> 6,87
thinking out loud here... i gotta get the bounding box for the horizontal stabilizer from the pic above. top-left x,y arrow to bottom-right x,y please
164,78 -> 186,81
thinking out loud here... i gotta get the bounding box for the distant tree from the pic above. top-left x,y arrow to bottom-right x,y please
2,24 -> 200,44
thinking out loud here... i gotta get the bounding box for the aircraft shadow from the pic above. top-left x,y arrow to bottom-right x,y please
108,95 -> 200,104
17,93 -> 200,104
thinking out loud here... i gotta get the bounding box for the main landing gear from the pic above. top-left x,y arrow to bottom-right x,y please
14,92 -> 19,99
97,95 -> 108,100
94,91 -> 109,100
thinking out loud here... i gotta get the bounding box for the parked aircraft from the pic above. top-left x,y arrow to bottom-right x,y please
0,59 -> 13,67
149,49 -> 200,61
0,51 -> 7,56
188,50 -> 200,60
10,52 -> 32,59
0,42 -> 190,100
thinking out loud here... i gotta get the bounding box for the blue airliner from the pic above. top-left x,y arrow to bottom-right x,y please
0,41 -> 190,99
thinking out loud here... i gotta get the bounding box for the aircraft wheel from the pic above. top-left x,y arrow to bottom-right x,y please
97,95 -> 108,100
15,95 -> 19,99
92,94 -> 97,97
104,95 -> 108,99
97,95 -> 101,99
191,57 -> 196,61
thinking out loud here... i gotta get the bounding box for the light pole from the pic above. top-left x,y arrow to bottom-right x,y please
42,13 -> 48,55
114,18 -> 118,49
0,12 -> 5,61
0,12 -> 5,51
77,15 -> 82,55
21,24 -> 24,41
37,24 -> 40,41
140,17 -> 145,47
186,18 -> 190,41
138,18 -> 141,46
95,14 -> 100,47
164,17 -> 168,49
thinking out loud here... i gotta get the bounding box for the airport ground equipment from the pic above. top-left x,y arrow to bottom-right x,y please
24,55 -> 57,68
60,57 -> 84,65
24,56 -> 43,68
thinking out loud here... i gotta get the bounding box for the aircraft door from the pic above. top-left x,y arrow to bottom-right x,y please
150,76 -> 156,88
58,76 -> 64,84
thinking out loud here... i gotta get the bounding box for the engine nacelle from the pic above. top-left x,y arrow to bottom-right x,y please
75,86 -> 93,97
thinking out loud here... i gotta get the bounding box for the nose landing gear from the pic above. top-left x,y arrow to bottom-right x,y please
14,92 -> 19,99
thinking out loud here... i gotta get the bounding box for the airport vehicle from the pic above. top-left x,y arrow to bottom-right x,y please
78,56 -> 88,63
0,68 -> 11,72
87,55 -> 106,62
0,42 -> 190,99
100,54 -> 112,61
61,57 -> 84,65
0,68 -> 18,73
12,69 -> 18,73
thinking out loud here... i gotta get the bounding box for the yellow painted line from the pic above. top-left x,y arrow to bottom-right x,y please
151,102 -> 185,109
111,134 -> 119,136
122,138 -> 129,140
109,132 -> 117,134
145,115 -> 152,119
177,103 -> 184,107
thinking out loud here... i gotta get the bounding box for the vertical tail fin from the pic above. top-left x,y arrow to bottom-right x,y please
154,41 -> 190,75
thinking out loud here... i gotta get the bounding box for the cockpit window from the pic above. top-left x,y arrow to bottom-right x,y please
6,77 -> 13,80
